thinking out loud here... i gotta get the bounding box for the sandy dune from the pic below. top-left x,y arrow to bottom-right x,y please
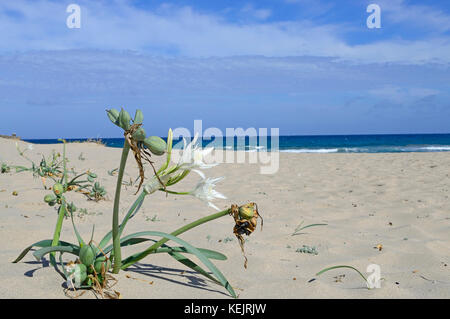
0,137 -> 449,298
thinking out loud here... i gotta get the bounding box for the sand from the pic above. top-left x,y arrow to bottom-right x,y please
0,137 -> 449,299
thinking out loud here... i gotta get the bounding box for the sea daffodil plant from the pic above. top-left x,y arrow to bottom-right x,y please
13,108 -> 262,298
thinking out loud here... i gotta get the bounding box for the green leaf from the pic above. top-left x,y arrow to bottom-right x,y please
33,245 -> 79,261
167,251 -> 221,285
104,235 -> 225,284
315,265 -> 368,287
12,240 -> 79,263
118,231 -> 236,298
103,236 -> 227,260
70,210 -> 86,247
292,222 -> 328,236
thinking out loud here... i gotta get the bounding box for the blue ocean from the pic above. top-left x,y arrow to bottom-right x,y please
23,134 -> 450,153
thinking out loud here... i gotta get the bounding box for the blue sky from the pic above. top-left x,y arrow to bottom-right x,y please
0,0 -> 449,138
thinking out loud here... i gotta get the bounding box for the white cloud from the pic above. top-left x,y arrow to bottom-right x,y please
0,0 -> 449,64
378,0 -> 450,33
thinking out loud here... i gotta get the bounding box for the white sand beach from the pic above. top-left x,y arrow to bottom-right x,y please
0,137 -> 449,298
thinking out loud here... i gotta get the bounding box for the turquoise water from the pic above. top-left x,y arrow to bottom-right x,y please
24,134 -> 450,153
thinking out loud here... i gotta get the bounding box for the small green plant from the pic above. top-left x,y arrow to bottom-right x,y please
1,163 -> 10,173
107,168 -> 118,176
291,221 -> 327,236
87,181 -> 107,201
14,108 -> 263,298
14,143 -> 64,188
295,245 -> 318,255
76,208 -> 102,218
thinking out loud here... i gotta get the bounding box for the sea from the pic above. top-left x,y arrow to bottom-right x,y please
23,134 -> 450,153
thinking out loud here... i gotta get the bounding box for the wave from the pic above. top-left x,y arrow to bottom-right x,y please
280,148 -> 339,153
279,145 -> 450,153
421,146 -> 450,151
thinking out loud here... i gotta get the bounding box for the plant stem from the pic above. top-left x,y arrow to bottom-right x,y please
50,202 -> 67,266
121,208 -> 231,269
112,140 -> 131,273
50,141 -> 68,266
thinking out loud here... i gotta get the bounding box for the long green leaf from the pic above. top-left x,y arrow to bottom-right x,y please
70,210 -> 86,247
105,236 -> 222,284
121,246 -> 222,285
119,231 -> 236,298
167,251 -> 221,284
12,240 -> 79,263
316,265 -> 368,287
33,245 -> 79,261
103,236 -> 227,260
292,222 -> 328,236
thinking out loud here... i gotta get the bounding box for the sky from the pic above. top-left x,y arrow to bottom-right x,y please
0,0 -> 449,138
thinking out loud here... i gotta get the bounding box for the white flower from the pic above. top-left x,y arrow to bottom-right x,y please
177,133 -> 217,175
190,176 -> 227,211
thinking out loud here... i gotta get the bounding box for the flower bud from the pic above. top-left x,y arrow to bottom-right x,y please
44,194 -> 56,203
133,109 -> 144,125
132,127 -> 146,142
144,136 -> 166,156
119,108 -> 131,131
79,244 -> 95,266
94,256 -> 110,274
106,109 -> 120,126
53,183 -> 64,196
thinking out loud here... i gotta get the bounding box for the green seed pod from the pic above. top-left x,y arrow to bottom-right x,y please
239,203 -> 255,220
94,258 -> 107,274
48,200 -> 56,207
53,183 -> 64,196
133,109 -> 144,125
144,136 -> 167,156
119,108 -> 131,131
79,244 -> 95,266
44,194 -> 56,203
132,127 -> 146,142
87,175 -> 94,183
106,109 -> 120,126
76,264 -> 87,283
